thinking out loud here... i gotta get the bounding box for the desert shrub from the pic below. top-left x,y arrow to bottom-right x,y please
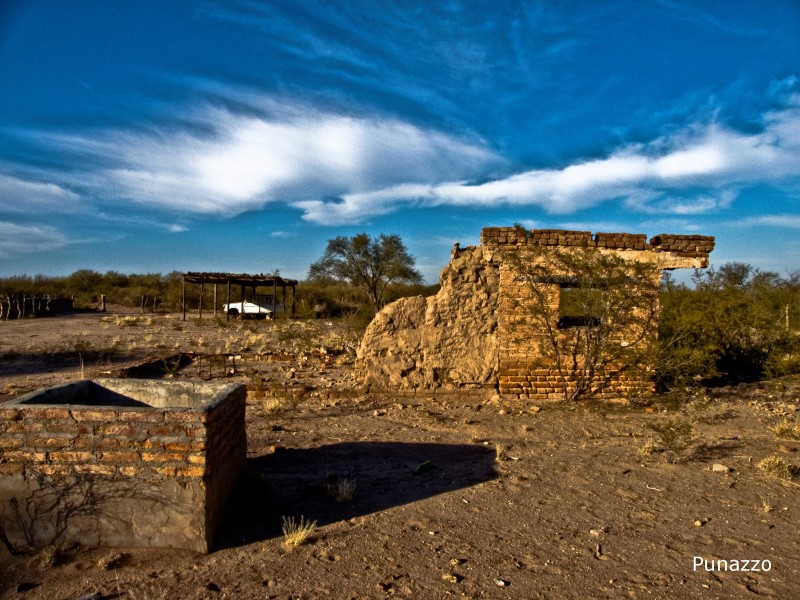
646,418 -> 694,461
658,264 -> 800,388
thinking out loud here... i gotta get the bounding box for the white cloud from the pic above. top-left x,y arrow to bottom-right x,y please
295,103 -> 800,224
0,222 -> 70,258
0,173 -> 80,213
729,214 -> 800,229
68,106 -> 500,217
9,92 -> 800,228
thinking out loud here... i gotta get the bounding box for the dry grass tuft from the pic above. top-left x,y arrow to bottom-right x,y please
770,418 -> 800,441
756,455 -> 796,480
327,476 -> 357,504
281,515 -> 317,548
494,443 -> 508,461
637,440 -> 661,456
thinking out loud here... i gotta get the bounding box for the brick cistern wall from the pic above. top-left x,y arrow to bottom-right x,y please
0,379 -> 245,553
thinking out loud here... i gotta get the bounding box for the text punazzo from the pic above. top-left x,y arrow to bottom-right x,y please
693,557 -> 772,572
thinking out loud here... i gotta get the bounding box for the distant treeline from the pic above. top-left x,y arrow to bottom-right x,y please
2,264 -> 798,387
0,269 -> 440,322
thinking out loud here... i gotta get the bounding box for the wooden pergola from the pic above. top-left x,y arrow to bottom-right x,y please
182,272 -> 299,321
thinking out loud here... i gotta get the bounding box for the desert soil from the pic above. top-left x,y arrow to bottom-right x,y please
1,310 -> 799,600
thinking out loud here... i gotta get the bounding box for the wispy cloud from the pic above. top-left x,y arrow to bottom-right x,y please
0,173 -> 80,214
0,222 -> 70,258
728,214 -> 800,229
296,99 -> 800,224
34,103 -> 500,217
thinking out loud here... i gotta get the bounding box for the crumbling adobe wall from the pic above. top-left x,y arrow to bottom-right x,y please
356,244 -> 502,391
357,227 -> 714,401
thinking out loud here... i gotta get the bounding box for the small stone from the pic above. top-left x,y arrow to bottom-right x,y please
589,527 -> 609,537
694,520 -> 704,527
442,573 -> 462,583
712,463 -> 732,473
778,444 -> 797,453
528,406 -> 541,414
498,409 -> 507,415
494,578 -> 510,587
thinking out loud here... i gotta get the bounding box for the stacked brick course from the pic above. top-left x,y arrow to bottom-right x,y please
0,379 -> 245,552
481,227 -> 714,266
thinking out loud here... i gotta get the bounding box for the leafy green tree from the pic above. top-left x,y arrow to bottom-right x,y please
308,233 -> 422,313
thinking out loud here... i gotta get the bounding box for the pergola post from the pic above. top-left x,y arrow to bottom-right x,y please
182,278 -> 186,321
291,284 -> 296,317
198,283 -> 203,319
226,281 -> 231,322
213,284 -> 217,318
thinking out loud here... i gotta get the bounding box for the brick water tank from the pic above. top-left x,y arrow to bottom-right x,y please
0,379 -> 246,553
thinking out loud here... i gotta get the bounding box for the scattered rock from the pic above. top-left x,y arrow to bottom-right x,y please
494,578 -> 510,587
442,573 -> 463,583
712,463 -> 732,473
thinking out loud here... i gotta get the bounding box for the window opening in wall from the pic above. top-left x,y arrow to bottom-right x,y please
558,284 -> 603,328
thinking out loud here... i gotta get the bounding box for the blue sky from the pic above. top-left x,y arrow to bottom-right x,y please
1,1 -> 799,283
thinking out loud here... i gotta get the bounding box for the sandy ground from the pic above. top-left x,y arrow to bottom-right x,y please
1,311 -> 799,599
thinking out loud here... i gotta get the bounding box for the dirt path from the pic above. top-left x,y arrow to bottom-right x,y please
1,314 -> 799,599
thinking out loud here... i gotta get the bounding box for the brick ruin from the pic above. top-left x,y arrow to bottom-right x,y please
0,379 -> 245,553
356,227 -> 714,401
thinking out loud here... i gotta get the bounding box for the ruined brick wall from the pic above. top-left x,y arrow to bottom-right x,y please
0,381 -> 246,552
357,227 -> 713,402
480,228 -> 714,401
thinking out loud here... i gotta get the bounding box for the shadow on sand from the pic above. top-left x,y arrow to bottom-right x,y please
215,441 -> 498,550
